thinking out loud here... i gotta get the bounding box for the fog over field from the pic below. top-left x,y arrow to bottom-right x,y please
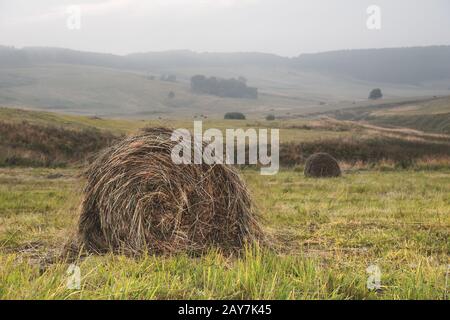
0,45 -> 449,117
0,1 -> 449,117
1,0 -> 450,55
1,1 -> 450,302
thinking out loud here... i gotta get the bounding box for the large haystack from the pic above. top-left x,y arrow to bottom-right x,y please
77,128 -> 261,255
304,153 -> 341,178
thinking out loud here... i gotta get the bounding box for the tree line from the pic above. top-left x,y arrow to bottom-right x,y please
191,75 -> 258,99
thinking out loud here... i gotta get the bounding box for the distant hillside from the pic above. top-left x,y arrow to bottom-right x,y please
1,45 -> 450,117
293,46 -> 450,84
0,46 -> 124,69
126,50 -> 289,69
0,46 -> 288,70
0,63 -> 310,118
329,96 -> 450,134
2,45 -> 450,85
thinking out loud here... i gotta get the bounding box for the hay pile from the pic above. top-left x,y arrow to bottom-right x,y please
304,153 -> 341,178
77,127 -> 261,255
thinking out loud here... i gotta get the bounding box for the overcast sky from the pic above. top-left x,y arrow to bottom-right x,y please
0,0 -> 449,56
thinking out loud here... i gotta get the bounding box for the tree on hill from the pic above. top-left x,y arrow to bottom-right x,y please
369,88 -> 383,100
191,75 -> 258,99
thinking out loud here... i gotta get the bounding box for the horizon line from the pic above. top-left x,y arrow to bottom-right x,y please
1,43 -> 450,58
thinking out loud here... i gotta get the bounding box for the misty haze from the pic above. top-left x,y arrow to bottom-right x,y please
0,0 -> 449,302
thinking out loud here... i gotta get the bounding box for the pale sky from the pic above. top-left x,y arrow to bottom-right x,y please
0,0 -> 449,56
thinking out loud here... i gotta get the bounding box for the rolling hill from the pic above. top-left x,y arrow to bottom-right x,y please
329,96 -> 450,134
0,45 -> 449,117
293,46 -> 450,85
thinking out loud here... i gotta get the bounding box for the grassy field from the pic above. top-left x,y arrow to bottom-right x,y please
3,106 -> 450,169
0,107 -> 449,300
0,64 -> 330,118
331,96 -> 450,134
0,167 -> 448,299
1,63 -> 448,119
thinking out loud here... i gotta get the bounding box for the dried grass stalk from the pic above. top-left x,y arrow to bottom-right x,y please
77,127 -> 262,255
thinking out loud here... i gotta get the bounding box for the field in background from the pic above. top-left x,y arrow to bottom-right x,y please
330,96 -> 450,134
1,63 -> 448,119
2,104 -> 450,168
0,106 -> 448,300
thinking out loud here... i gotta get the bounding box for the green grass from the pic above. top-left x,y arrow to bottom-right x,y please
370,113 -> 450,134
0,167 -> 448,299
332,96 -> 450,134
374,97 -> 450,116
0,107 -> 355,145
0,107 -> 145,134
2,106 -> 447,146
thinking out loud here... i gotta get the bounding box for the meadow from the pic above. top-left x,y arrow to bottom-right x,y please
2,62 -> 445,119
0,167 -> 448,299
0,107 -> 449,300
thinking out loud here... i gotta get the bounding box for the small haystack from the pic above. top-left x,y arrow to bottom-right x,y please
304,153 -> 341,178
77,127 -> 261,255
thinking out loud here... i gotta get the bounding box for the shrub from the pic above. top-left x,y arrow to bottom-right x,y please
224,112 -> 246,120
0,120 -> 118,167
